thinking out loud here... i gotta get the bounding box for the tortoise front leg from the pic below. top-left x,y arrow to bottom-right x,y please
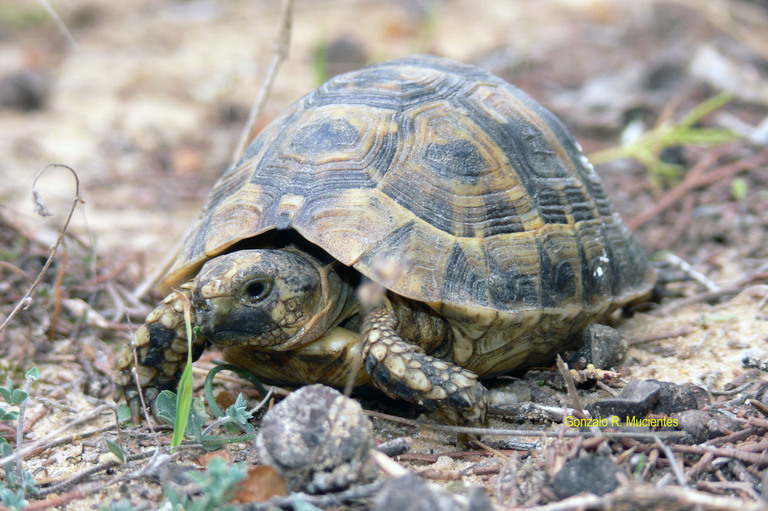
113,283 -> 208,422
361,299 -> 487,425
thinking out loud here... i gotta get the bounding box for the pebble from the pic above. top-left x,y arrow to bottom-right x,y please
255,384 -> 378,493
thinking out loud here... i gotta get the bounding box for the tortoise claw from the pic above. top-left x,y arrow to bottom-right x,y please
124,385 -> 161,424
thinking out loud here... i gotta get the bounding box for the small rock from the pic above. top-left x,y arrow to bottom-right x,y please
530,384 -> 561,406
551,456 -> 622,499
586,379 -> 660,420
375,473 -> 492,511
586,380 -> 708,422
574,324 -> 627,369
376,437 -> 413,457
654,382 -> 708,415
316,35 -> 367,79
256,384 -> 378,493
675,410 -> 743,443
0,69 -> 49,111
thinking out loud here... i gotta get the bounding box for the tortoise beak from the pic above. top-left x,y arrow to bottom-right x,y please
194,297 -> 279,346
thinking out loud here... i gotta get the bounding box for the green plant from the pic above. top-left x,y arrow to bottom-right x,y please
588,93 -> 739,184
170,298 -> 197,452
164,456 -> 247,511
160,303 -> 261,450
155,390 -> 255,451
0,368 -> 40,510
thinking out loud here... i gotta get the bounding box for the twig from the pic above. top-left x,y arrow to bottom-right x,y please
0,261 -> 33,281
0,164 -> 84,333
231,0 -> 295,166
671,443 -> 768,468
523,483 -> 768,511
48,246 -> 68,341
0,404 -> 112,468
627,328 -> 692,345
663,253 -> 720,292
34,449 -> 158,497
37,0 -> 79,50
660,285 -> 748,313
555,355 -> 585,415
128,315 -> 160,448
25,420 -> 129,457
627,149 -> 768,230
655,436 -> 688,487
362,410 -> 689,441
15,372 -> 36,492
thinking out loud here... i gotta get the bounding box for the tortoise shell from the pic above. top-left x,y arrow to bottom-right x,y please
166,55 -> 653,335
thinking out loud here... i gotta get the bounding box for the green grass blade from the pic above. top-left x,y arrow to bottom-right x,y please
170,295 -> 195,452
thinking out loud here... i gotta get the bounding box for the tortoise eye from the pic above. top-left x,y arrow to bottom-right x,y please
239,278 -> 273,304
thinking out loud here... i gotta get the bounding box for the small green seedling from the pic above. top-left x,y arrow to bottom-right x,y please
589,93 -> 739,185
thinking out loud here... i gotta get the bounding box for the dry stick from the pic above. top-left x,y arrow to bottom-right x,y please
0,261 -> 33,281
37,0 -> 78,50
131,0 -> 296,300
671,443 -> 768,468
658,192 -> 695,250
0,405 -> 113,469
130,320 -> 159,441
655,436 -> 688,487
0,164 -> 84,334
627,148 -> 768,231
524,483 -> 768,511
626,328 -> 692,346
363,409 -> 688,441
660,284 -> 756,313
48,246 -> 68,341
230,0 -> 295,166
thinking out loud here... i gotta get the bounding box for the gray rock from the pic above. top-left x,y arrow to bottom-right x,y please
256,384 -> 378,493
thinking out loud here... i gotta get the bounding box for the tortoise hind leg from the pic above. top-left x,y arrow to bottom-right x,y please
361,299 -> 487,425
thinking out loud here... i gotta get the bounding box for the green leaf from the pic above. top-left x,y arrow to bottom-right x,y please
155,390 -> 178,426
10,389 -> 27,406
0,378 -> 14,403
225,394 -> 254,434
731,177 -> 748,201
171,302 -> 196,452
0,407 -> 18,421
104,438 -> 125,463
171,362 -> 193,451
116,403 -> 132,423
24,367 -> 39,382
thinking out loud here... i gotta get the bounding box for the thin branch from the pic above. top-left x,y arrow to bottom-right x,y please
363,410 -> 689,441
0,164 -> 84,333
0,404 -> 112,468
627,149 -> 768,230
37,0 -> 79,50
231,0 -> 295,166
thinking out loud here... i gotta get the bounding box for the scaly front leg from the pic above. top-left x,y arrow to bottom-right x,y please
113,283 -> 208,422
361,299 -> 487,425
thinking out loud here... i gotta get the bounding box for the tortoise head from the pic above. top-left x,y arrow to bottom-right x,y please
191,249 -> 351,350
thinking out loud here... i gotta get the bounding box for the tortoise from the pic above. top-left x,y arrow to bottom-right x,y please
114,55 -> 655,425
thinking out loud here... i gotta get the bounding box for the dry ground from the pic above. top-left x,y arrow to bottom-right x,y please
1,0 -> 768,509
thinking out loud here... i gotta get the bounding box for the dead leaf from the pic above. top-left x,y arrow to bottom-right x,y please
196,449 -> 231,467
233,465 -> 288,503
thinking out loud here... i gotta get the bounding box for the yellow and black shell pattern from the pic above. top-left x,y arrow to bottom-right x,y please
166,55 -> 653,327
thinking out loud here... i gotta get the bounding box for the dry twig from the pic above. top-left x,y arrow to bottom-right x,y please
0,164 -> 84,334
627,148 -> 768,230
231,0 -> 295,165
